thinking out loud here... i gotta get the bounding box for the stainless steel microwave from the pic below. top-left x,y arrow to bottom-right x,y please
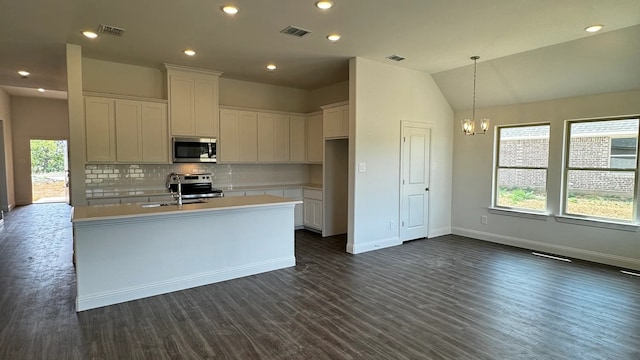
172,137 -> 217,163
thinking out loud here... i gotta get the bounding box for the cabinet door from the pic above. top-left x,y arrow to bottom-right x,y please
323,108 -> 341,139
219,109 -> 239,162
194,77 -> 217,137
294,203 -> 303,228
289,115 -> 306,163
85,97 -> 116,162
306,114 -> 323,163
303,198 -> 323,230
340,106 -> 349,137
169,75 -> 194,136
141,102 -> 168,163
238,111 -> 258,162
313,200 -> 323,229
303,199 -> 316,227
115,100 -> 142,162
219,110 -> 257,163
258,113 -> 289,163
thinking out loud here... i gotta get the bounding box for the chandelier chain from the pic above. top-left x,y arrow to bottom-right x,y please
472,56 -> 477,122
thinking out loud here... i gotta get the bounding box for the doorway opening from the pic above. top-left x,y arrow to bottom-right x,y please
30,139 -> 69,204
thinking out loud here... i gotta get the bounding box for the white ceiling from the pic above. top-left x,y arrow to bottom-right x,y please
0,0 -> 639,109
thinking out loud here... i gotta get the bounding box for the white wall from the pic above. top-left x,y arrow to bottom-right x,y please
82,58 -> 165,99
349,57 -> 454,254
219,78 -> 309,113
308,81 -> 349,112
67,44 -> 86,206
11,97 -> 69,205
0,87 -> 15,210
452,90 -> 640,270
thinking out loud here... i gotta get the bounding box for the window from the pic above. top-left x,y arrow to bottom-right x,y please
494,124 -> 550,212
610,137 -> 637,168
563,118 -> 639,222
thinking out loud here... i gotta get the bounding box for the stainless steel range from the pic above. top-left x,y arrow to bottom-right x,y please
166,173 -> 224,199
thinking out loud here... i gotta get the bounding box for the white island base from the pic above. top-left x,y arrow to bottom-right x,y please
72,196 -> 298,312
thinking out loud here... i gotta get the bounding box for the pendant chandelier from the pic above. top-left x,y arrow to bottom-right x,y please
461,56 -> 490,135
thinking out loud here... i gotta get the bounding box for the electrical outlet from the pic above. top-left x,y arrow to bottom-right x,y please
389,220 -> 396,230
481,215 -> 488,225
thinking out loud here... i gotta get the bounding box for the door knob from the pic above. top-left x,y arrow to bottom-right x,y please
425,188 -> 429,191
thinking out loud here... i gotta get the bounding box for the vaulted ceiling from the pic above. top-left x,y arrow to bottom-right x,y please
1,0 -> 638,110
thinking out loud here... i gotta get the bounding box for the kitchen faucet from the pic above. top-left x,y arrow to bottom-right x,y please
176,177 -> 183,206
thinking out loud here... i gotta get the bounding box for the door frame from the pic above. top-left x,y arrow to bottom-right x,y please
399,120 -> 432,241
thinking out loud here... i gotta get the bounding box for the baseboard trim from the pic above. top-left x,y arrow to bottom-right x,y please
76,256 -> 296,312
452,227 -> 640,271
347,236 -> 401,254
429,226 -> 451,238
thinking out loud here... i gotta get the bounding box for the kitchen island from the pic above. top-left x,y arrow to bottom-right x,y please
72,195 -> 300,311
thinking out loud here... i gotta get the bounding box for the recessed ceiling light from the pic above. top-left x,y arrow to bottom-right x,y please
37,88 -> 46,93
184,49 -> 196,56
266,64 -> 277,71
327,34 -> 341,41
221,5 -> 239,15
18,70 -> 30,77
585,24 -> 604,33
315,1 -> 333,9
82,31 -> 98,39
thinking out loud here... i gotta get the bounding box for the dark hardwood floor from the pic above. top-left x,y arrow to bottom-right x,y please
1,203 -> 639,359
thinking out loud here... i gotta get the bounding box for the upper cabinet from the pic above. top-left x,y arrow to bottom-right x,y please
85,97 -> 117,162
165,64 -> 222,138
289,115 -> 306,162
322,101 -> 349,139
219,109 -> 258,163
85,95 -> 168,164
258,112 -> 290,163
306,113 -> 323,163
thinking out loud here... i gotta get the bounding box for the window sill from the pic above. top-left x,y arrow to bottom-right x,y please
554,215 -> 639,232
488,207 -> 550,221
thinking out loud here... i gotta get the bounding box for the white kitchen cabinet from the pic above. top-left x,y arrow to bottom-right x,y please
284,188 -> 304,228
322,102 -> 349,139
116,100 -> 168,163
219,109 -> 258,163
140,102 -> 169,162
258,113 -> 289,163
85,97 -> 116,162
166,64 -> 222,138
303,188 -> 323,231
115,100 -> 142,162
306,113 -> 323,163
289,115 -> 306,163
86,96 -> 168,164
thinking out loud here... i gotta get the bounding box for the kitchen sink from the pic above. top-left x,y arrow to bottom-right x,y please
140,198 -> 207,208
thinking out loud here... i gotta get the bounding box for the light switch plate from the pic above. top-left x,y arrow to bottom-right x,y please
358,162 -> 366,173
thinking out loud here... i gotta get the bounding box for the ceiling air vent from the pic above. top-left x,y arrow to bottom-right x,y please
98,24 -> 125,37
386,54 -> 406,62
280,25 -> 311,38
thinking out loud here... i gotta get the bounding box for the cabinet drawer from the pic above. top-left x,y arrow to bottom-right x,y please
264,189 -> 284,197
303,188 -> 323,201
283,188 -> 303,199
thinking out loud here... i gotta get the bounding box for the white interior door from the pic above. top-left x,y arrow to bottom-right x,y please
400,122 -> 430,241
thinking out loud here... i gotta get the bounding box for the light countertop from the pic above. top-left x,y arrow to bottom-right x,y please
73,195 -> 301,223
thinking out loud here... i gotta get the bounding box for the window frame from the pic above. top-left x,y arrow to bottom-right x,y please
493,122 -> 551,213
561,116 -> 640,223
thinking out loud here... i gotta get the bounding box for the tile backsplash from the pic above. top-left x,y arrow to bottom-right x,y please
85,163 -> 312,198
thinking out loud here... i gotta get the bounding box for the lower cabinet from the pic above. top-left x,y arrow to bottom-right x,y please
283,188 -> 303,229
302,188 -> 323,231
224,188 -> 303,228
